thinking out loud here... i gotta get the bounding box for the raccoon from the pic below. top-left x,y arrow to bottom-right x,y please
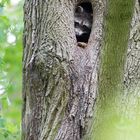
74,6 -> 93,43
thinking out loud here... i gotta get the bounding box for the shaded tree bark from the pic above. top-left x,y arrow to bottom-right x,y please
22,0 -> 105,139
22,0 -> 138,140
88,0 -> 139,140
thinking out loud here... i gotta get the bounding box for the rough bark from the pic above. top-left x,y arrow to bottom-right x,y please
87,0 -> 139,140
22,0 -> 139,139
122,0 -> 140,118
124,0 -> 140,89
22,0 -> 105,140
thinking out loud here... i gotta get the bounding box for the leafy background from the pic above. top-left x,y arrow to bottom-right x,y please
0,0 -> 23,139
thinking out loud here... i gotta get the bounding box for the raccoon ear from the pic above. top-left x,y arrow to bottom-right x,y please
76,6 -> 84,13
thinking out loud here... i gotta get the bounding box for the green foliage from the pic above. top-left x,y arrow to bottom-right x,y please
0,0 -> 10,7
0,116 -> 21,140
0,0 -> 23,139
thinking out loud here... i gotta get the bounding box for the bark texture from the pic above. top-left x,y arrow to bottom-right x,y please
122,0 -> 140,118
88,0 -> 139,139
22,0 -> 105,139
22,0 -> 138,139
124,0 -> 140,89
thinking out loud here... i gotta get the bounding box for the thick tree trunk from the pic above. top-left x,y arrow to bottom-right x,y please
22,0 -> 138,140
88,0 -> 139,140
22,0 -> 105,139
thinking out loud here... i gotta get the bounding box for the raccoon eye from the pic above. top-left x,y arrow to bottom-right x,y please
75,22 -> 79,27
83,25 -> 89,30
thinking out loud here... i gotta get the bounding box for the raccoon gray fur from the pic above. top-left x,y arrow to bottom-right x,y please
74,6 -> 92,43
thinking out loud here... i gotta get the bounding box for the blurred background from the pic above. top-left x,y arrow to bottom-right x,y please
0,0 -> 23,139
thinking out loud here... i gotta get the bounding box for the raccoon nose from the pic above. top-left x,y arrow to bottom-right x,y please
75,28 -> 82,36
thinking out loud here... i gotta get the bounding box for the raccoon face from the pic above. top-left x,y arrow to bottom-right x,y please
74,6 -> 92,42
74,18 -> 92,36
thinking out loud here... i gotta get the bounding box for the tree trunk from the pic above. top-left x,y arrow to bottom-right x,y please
88,0 -> 140,140
22,0 -> 138,140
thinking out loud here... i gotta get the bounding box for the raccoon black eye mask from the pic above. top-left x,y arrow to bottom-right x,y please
74,5 -> 93,44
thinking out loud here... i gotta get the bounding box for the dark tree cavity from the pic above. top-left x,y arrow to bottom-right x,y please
74,2 -> 93,43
